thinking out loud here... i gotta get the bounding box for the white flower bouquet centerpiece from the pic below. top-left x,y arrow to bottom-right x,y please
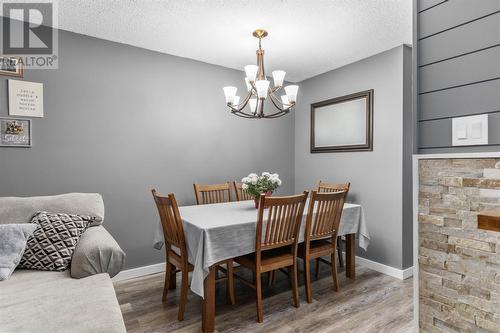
241,172 -> 282,208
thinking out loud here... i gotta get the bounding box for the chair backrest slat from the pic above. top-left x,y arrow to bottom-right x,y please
316,181 -> 351,194
233,181 -> 252,201
193,182 -> 232,205
151,189 -> 186,253
256,192 -> 308,253
306,190 -> 347,242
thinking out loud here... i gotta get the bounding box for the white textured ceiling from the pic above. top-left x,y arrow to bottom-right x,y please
57,0 -> 411,82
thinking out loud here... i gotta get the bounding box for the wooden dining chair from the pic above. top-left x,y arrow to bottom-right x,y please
151,189 -> 235,321
298,190 -> 347,303
316,180 -> 350,268
193,182 -> 232,205
233,181 -> 252,201
316,180 -> 350,193
233,192 -> 308,323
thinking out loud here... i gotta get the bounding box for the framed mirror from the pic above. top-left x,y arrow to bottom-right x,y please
310,89 -> 373,153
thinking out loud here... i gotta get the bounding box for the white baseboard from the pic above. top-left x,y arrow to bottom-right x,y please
402,266 -> 414,280
112,257 -> 414,282
354,255 -> 413,280
112,262 -> 165,282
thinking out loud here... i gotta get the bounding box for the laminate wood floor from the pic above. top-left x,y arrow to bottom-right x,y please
114,264 -> 413,333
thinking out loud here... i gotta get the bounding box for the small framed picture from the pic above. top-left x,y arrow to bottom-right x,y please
0,117 -> 32,147
0,56 -> 24,78
8,80 -> 44,118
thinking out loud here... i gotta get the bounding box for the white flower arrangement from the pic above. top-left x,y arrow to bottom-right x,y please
241,172 -> 282,198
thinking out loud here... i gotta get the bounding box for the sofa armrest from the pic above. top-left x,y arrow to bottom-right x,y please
71,226 -> 126,279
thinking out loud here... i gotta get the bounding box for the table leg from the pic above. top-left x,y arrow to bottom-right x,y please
345,233 -> 355,279
202,265 -> 216,333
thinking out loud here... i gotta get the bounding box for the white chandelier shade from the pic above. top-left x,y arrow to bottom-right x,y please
255,80 -> 270,99
244,65 -> 259,82
232,95 -> 240,106
245,77 -> 252,91
223,29 -> 298,119
281,95 -> 289,105
284,85 -> 299,103
272,70 -> 286,87
249,98 -> 257,113
223,86 -> 237,104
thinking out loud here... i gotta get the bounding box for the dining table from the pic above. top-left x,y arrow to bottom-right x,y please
153,199 -> 370,333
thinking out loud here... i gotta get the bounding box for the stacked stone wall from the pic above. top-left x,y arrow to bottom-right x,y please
419,159 -> 500,332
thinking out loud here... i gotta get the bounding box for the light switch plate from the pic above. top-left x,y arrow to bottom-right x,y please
471,122 -> 482,139
452,114 -> 488,146
456,123 -> 467,139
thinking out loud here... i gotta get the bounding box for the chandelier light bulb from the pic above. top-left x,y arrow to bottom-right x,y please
255,80 -> 270,99
249,98 -> 257,113
284,85 -> 299,103
272,70 -> 286,87
223,86 -> 237,104
232,96 -> 240,106
244,65 -> 259,82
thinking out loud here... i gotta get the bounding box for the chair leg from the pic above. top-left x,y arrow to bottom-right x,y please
331,252 -> 340,292
272,269 -> 277,284
314,258 -> 320,279
304,259 -> 312,304
255,271 -> 263,323
177,267 -> 189,321
163,262 -> 172,302
226,259 -> 235,305
291,263 -> 299,308
337,236 -> 344,267
267,270 -> 275,288
169,264 -> 177,290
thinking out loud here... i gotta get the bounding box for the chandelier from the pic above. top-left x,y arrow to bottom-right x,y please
223,29 -> 299,119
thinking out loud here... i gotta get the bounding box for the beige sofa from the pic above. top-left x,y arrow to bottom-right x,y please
0,193 -> 126,333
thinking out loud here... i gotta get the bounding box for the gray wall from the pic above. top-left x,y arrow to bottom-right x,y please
0,29 -> 295,269
417,0 -> 500,152
294,45 -> 413,270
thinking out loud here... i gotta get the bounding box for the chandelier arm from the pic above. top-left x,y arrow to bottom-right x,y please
269,89 -> 283,105
269,96 -> 285,111
263,107 -> 293,117
250,81 -> 258,92
268,89 -> 287,111
269,89 -> 294,110
261,106 -> 292,118
231,110 -> 258,118
249,81 -> 260,113
263,102 -> 295,118
262,111 -> 289,119
266,95 -> 295,118
228,90 -> 254,113
271,86 -> 281,93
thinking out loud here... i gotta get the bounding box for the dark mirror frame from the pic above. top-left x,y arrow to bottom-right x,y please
310,89 -> 373,153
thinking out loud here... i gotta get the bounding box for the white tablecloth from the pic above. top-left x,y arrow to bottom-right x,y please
153,200 -> 370,298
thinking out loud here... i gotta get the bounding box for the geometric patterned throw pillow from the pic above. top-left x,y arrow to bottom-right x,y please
18,212 -> 95,271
